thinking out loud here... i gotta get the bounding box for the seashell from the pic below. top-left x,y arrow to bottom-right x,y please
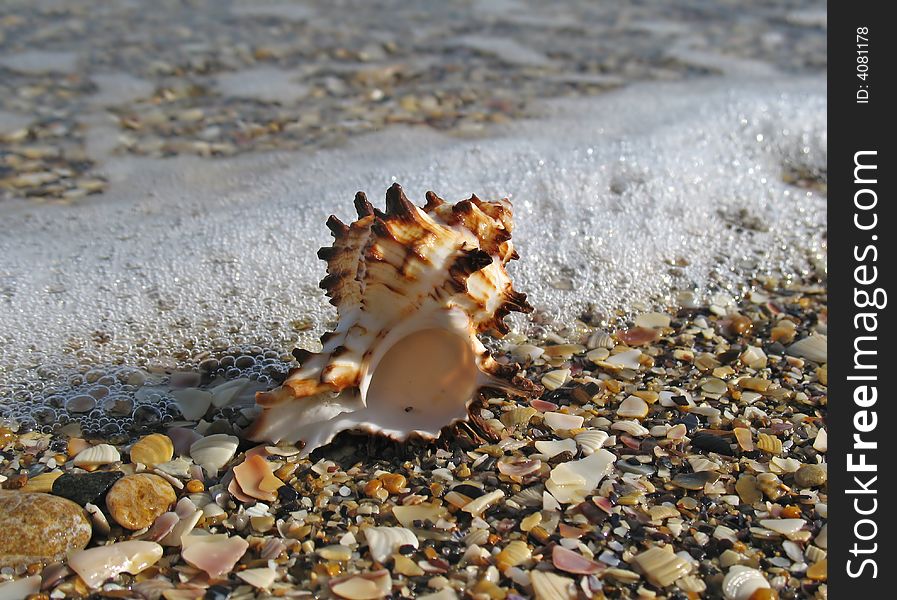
552,545 -> 605,575
530,399 -> 559,412
610,420 -> 649,437
495,540 -> 532,571
68,541 -> 163,589
84,502 -> 110,537
575,429 -> 609,455
73,443 -> 120,468
543,412 -> 584,431
500,407 -> 537,429
631,545 -> 692,588
160,510 -> 202,547
813,428 -> 827,452
166,427 -> 204,457
392,503 -> 447,528
787,334 -> 827,363
721,565 -> 770,600
181,535 -> 249,578
603,348 -> 642,370
756,433 -> 783,455
616,395 -> 648,419
171,388 -> 212,421
0,575 -> 41,598
130,433 -> 174,468
758,518 -> 806,536
545,449 -> 615,504
508,485 -> 544,508
541,369 -> 570,391
231,454 -> 284,502
154,457 -> 193,479
245,185 -> 538,452
530,570 -> 577,600
237,567 -> 277,590
189,434 -> 239,475
330,570 -> 392,600
363,526 -> 418,564
535,439 -> 577,458
141,511 -> 179,542
462,489 -> 504,516
211,378 -> 252,408
635,312 -> 671,329
497,458 -> 541,478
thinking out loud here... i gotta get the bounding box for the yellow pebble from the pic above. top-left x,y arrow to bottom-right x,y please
364,479 -> 383,498
381,474 -> 407,495
186,479 -> 205,493
806,559 -> 827,581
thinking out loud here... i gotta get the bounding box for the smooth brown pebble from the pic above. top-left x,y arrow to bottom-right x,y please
0,491 -> 92,567
106,474 -> 176,530
794,464 -> 827,488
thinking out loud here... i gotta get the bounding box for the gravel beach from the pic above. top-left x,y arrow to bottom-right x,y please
0,1 -> 827,598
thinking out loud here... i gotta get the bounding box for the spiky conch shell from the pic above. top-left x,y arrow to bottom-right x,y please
245,183 -> 539,453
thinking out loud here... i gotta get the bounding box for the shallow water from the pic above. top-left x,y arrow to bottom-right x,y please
0,1 -> 826,432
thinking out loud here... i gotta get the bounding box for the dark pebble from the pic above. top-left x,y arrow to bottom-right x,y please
398,544 -> 416,555
51,471 -> 123,506
691,433 -> 735,456
674,413 -> 701,432
205,585 -> 232,600
452,484 -> 485,499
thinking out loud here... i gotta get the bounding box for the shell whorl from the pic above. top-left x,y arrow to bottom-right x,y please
246,183 -> 536,448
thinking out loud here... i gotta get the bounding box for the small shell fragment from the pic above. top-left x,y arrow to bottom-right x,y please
190,434 -> 239,475
722,566 -> 770,600
541,369 -> 571,391
68,541 -> 163,589
73,444 -> 120,468
364,527 -> 418,564
552,545 -> 605,575
631,545 -> 692,588
543,412 -> 584,431
495,540 -> 532,571
535,439 -> 578,458
330,570 -> 392,600
181,535 -> 249,578
545,449 -> 615,504
530,570 -> 577,600
575,429 -> 609,455
130,433 -> 174,468
237,567 -> 277,590
616,395 -> 649,419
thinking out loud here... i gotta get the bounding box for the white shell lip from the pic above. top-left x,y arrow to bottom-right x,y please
245,184 -> 539,454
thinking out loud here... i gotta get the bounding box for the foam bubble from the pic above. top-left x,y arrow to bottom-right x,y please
0,76 -> 826,427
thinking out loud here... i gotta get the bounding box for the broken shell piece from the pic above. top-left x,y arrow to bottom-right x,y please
603,349 -> 642,370
462,489 -> 504,516
237,567 -> 277,590
330,570 -> 393,600
211,378 -> 252,408
189,434 -> 239,475
552,545 -> 605,575
392,504 -> 447,528
495,540 -> 532,571
543,412 -> 584,431
141,511 -> 179,542
616,395 -> 649,419
68,541 -> 163,589
545,449 -> 615,504
722,566 -> 770,600
364,526 -> 418,564
575,429 -> 609,455
497,458 -> 541,478
0,575 -> 41,599
172,388 -> 212,420
758,519 -> 806,536
530,570 -> 577,600
232,455 -> 283,502
130,433 -> 174,468
541,369 -> 570,391
246,185 -> 538,453
631,545 -> 692,588
787,334 -> 827,363
535,439 -> 577,458
73,444 -> 120,468
181,535 -> 249,578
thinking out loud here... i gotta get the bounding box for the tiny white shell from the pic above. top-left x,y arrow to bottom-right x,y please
787,334 -> 827,363
543,412 -> 584,431
758,519 -> 806,536
545,449 -> 615,504
73,443 -> 120,467
604,349 -> 642,369
610,420 -> 649,437
575,429 -> 609,455
237,567 -> 277,590
535,439 -> 577,458
722,566 -> 770,600
68,541 -> 163,589
189,433 -> 239,475
363,526 -> 418,564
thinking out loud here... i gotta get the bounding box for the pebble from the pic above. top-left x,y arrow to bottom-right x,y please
51,470 -> 123,506
106,473 -> 177,530
672,471 -> 720,490
691,432 -> 734,456
794,463 -> 827,488
0,491 -> 92,567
